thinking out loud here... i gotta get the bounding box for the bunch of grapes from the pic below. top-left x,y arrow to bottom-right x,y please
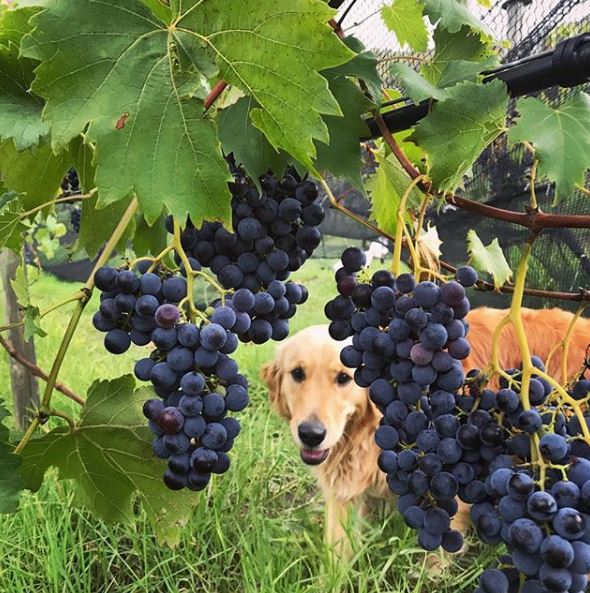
135,303 -> 247,492
469,367 -> 590,593
170,165 -> 321,344
70,206 -> 81,234
93,263 -> 249,491
325,247 -> 478,551
60,167 -> 80,195
92,166 -> 325,490
326,247 -> 590,593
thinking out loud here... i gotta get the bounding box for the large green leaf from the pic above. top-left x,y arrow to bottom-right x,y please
412,79 -> 508,192
467,229 -> 512,289
19,376 -> 199,547
422,0 -> 491,36
22,0 -> 352,225
218,97 -> 291,182
365,152 -> 421,236
0,7 -> 47,150
0,400 -> 24,513
381,0 -> 429,53
509,93 -> 590,204
422,27 -> 492,85
178,1 -> 353,167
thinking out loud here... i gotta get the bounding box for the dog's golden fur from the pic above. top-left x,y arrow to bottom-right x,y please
261,307 -> 590,552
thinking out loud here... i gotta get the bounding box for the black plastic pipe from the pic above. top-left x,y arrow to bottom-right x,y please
361,33 -> 590,140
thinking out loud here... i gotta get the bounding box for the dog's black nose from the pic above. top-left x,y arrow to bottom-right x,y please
298,421 -> 326,447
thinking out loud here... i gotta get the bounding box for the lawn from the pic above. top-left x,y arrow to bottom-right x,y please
0,253 -> 492,593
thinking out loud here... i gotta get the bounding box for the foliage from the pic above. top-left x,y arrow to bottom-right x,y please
509,93 -> 590,203
20,376 -> 197,546
0,1 -> 587,584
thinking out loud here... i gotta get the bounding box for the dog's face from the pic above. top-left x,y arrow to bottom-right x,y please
262,325 -> 369,466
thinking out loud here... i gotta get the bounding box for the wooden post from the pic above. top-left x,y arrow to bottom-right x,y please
0,250 -> 39,429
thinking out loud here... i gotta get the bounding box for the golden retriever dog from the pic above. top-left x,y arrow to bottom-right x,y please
261,307 -> 590,556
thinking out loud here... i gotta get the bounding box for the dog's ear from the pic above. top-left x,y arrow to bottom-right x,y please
261,359 -> 290,419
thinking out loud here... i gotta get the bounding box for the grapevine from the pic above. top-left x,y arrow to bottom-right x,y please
0,0 -> 588,590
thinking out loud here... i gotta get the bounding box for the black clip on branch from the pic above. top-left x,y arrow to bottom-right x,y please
362,32 -> 590,140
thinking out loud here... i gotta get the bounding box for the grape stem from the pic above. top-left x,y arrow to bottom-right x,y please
529,160 -> 539,210
48,408 -> 77,432
0,290 -> 87,335
19,189 -> 97,220
317,174 -> 396,242
0,335 -> 85,406
172,221 -> 199,321
14,196 -> 140,455
392,175 -> 426,276
545,304 -> 588,386
129,244 -> 175,272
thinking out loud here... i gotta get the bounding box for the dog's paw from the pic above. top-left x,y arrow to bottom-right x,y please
424,552 -> 450,578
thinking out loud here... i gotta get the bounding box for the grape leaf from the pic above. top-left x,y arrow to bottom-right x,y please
422,27 -> 492,85
0,139 -> 75,210
10,265 -> 46,339
390,63 -> 448,103
365,152 -> 421,236
412,79 -> 508,192
437,55 -> 498,87
466,229 -> 512,289
23,305 -> 46,340
0,190 -> 17,210
314,75 -> 373,189
133,214 -> 169,259
69,140 -> 136,258
338,37 -> 382,101
0,400 -> 23,513
178,1 -> 354,167
0,200 -> 28,252
78,196 -> 136,259
10,262 -> 30,307
19,376 -> 198,547
381,0 -> 429,52
22,0 -> 353,224
508,93 -> 590,204
218,97 -> 291,183
422,0 -> 492,36
0,8 -> 48,150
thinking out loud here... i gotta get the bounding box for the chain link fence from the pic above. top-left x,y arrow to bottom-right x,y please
320,0 -> 590,311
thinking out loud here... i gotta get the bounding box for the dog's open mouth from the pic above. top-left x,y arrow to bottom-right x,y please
300,448 -> 330,465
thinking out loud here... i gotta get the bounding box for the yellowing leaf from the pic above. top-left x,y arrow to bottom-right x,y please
381,0 -> 429,52
366,153 -> 421,236
467,229 -> 512,289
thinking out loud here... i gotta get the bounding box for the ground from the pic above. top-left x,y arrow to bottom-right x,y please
0,252 -> 492,593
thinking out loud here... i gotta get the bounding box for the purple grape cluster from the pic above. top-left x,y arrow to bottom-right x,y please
469,370 -> 590,593
168,166 -> 320,344
325,248 -> 478,551
93,263 -> 248,491
135,303 -> 248,492
93,262 -> 187,354
325,248 -> 590,592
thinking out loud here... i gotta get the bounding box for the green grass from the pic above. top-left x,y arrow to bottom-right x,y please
0,258 -> 492,593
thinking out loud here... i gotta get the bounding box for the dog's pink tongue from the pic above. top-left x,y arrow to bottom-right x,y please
302,449 -> 325,460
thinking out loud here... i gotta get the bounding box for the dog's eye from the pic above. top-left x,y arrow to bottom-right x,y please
291,367 -> 305,382
336,372 -> 352,385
